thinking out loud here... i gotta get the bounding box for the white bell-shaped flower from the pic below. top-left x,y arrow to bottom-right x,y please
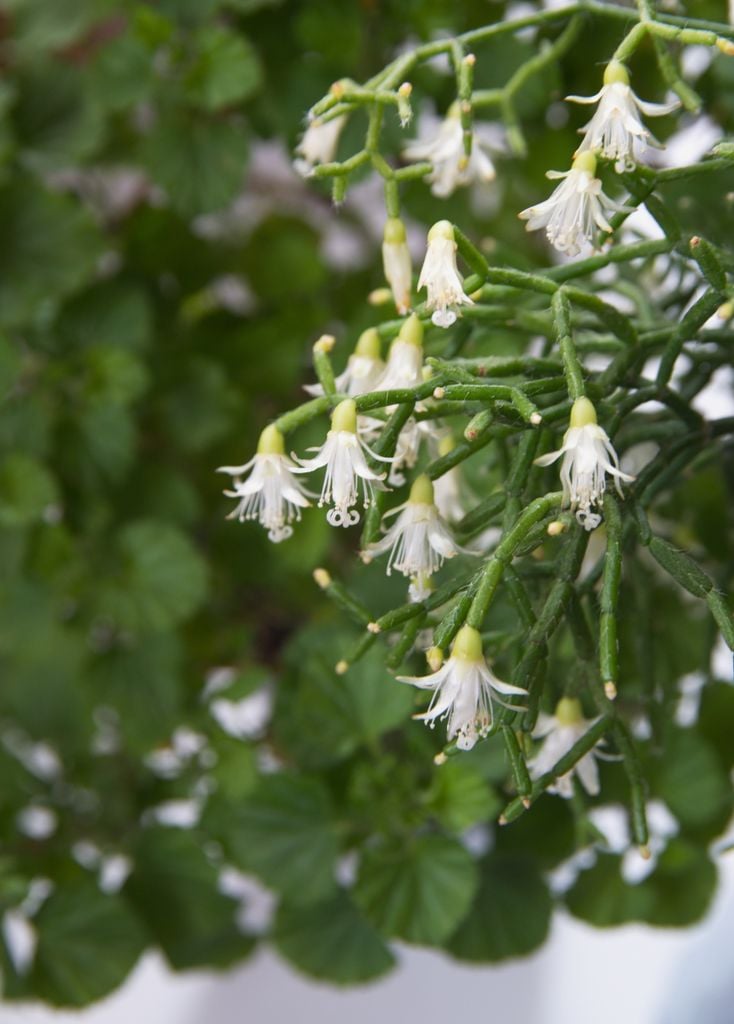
218,425 -> 311,543
375,313 -> 425,391
398,625 -> 527,750
292,399 -> 391,528
403,103 -> 496,198
365,475 -> 465,598
304,329 -> 385,398
417,220 -> 473,328
518,151 -> 628,256
294,114 -> 347,177
382,217 -> 413,315
530,697 -> 602,797
569,61 -> 680,173
534,397 -> 635,531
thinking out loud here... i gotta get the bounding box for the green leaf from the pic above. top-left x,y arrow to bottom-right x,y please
0,181 -> 102,328
565,853 -> 655,927
355,834 -> 478,945
57,281 -> 154,353
101,520 -> 209,632
141,113 -> 248,217
276,628 -> 414,767
275,892 -> 395,985
651,728 -> 732,831
125,828 -> 254,970
495,792 -> 577,869
27,879 -> 145,1007
186,27 -> 262,111
697,682 -> 734,770
87,635 -> 183,753
13,63 -> 104,172
0,454 -> 58,527
448,854 -> 552,962
428,760 -> 502,833
566,844 -> 717,928
206,774 -> 339,905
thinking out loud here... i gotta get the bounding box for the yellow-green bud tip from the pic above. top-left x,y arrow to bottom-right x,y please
447,101 -> 461,120
354,327 -> 381,360
427,646 -> 444,672
331,398 -> 357,433
383,217 -> 407,245
451,624 -> 484,664
313,333 -> 336,354
335,659 -> 349,675
604,680 -> 618,701
555,696 -> 584,726
438,433 -> 456,457
368,287 -> 393,306
257,424 -> 285,456
396,312 -> 424,349
428,219 -> 455,244
409,474 -> 434,505
572,150 -> 597,176
603,60 -> 629,86
313,567 -> 332,589
433,752 -> 448,766
569,396 -> 598,429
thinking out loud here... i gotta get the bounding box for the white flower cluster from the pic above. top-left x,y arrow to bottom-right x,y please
519,60 -> 679,254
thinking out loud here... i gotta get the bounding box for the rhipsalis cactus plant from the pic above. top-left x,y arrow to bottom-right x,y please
219,0 -> 734,985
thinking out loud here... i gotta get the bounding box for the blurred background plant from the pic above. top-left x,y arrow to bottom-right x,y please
0,0 -> 733,1008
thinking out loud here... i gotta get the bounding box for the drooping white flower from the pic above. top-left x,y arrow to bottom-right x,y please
398,625 -> 527,750
403,102 -> 496,198
294,114 -> 347,177
304,329 -> 385,398
375,313 -> 424,391
569,61 -> 680,173
518,151 -> 628,256
382,217 -> 413,315
218,425 -> 311,543
365,475 -> 465,598
530,697 -> 602,798
417,220 -> 473,328
292,399 -> 390,528
534,397 -> 634,531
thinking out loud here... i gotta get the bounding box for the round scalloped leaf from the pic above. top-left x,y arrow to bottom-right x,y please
355,834 -> 478,945
447,854 -> 552,962
275,892 -> 395,985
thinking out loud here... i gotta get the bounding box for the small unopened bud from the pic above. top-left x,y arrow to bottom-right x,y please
313,568 -> 332,589
498,814 -> 508,826
716,301 -> 733,321
427,646 -> 444,672
368,287 -> 393,306
367,621 -> 381,634
716,37 -> 734,55
604,680 -> 618,701
335,659 -> 349,675
433,386 -> 446,400
521,797 -> 531,809
329,79 -> 348,99
313,333 -> 336,354
397,82 -> 413,127
530,412 -> 542,426
463,53 -> 476,67
433,752 -> 448,766
547,520 -> 566,537
638,844 -> 652,860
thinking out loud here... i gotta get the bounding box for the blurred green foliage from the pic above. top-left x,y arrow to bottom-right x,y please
0,0 -> 732,1006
